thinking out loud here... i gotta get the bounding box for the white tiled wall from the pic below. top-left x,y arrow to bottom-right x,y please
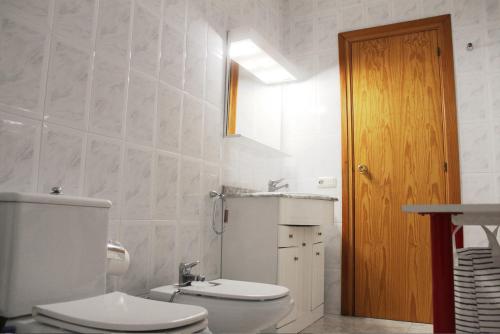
0,0 -> 285,296
5,0 -> 496,318
280,0 -> 500,314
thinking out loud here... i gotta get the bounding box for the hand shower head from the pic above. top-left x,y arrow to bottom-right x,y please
209,190 -> 224,198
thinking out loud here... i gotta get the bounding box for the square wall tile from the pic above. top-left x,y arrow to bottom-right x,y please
151,223 -> 177,287
95,0 -> 131,68
164,0 -> 187,31
178,223 -> 201,264
365,0 -> 391,28
392,0 -> 420,21
119,221 -> 152,295
457,73 -> 488,122
0,0 -> 50,28
84,134 -> 122,219
156,83 -> 183,152
316,13 -> 339,51
205,52 -> 225,108
184,40 -> 206,99
461,173 -> 495,203
122,145 -> 153,219
38,123 -> 86,195
486,0 -> 500,23
0,16 -> 48,119
180,158 -> 202,221
453,27 -> 486,74
0,112 -> 41,192
153,152 -> 179,220
160,24 -> 185,89
486,26 -> 500,71
203,104 -> 222,163
459,122 -> 491,173
45,39 -> 90,130
290,17 -> 314,55
89,59 -> 127,138
181,94 -> 203,158
131,4 -> 160,76
126,71 -> 156,146
186,0 -> 208,45
53,0 -> 96,48
422,0 -> 450,17
452,0 -> 485,28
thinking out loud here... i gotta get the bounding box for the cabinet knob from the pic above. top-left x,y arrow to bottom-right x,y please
289,234 -> 293,238
318,232 -> 322,236
302,242 -> 306,246
316,252 -> 320,256
294,256 -> 299,261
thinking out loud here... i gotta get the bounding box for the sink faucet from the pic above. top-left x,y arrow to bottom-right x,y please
268,178 -> 289,192
179,261 -> 205,286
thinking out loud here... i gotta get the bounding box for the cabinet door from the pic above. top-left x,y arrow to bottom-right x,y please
300,227 -> 313,313
277,247 -> 300,328
311,242 -> 325,310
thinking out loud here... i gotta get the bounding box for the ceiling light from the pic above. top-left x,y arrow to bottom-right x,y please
228,27 -> 301,85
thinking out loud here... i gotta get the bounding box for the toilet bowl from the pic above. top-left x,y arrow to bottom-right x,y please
0,192 -> 210,334
7,292 -> 209,333
150,279 -> 294,333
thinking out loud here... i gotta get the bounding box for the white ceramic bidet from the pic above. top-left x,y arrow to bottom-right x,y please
150,279 -> 294,333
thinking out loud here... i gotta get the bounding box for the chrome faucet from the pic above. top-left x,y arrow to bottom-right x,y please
268,178 -> 289,192
179,261 -> 205,286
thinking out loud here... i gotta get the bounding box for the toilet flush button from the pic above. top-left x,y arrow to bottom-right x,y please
318,177 -> 336,189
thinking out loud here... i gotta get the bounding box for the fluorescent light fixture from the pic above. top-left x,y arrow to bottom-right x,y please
229,28 -> 301,85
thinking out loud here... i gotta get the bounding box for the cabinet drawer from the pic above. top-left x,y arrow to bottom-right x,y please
279,198 -> 334,225
278,226 -> 302,247
312,226 -> 324,244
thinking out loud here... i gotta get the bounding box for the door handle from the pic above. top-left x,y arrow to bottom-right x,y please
357,164 -> 369,175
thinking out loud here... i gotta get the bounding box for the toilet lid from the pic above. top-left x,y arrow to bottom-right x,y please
32,292 -> 208,332
178,279 -> 290,301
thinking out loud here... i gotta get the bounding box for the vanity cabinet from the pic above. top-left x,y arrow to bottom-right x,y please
221,196 -> 335,333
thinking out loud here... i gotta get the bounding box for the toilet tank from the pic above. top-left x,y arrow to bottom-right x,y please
0,192 -> 111,318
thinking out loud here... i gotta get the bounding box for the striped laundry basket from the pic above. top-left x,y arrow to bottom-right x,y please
455,248 -> 483,333
474,253 -> 500,333
454,226 -> 500,333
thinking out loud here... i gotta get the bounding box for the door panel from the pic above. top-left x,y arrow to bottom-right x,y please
352,30 -> 446,323
311,243 -> 325,309
277,247 -> 299,328
299,227 -> 313,314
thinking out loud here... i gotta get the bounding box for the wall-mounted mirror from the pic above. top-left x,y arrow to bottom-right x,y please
225,28 -> 301,151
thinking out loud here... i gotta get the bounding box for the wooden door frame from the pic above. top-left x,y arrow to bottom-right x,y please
338,15 -> 462,316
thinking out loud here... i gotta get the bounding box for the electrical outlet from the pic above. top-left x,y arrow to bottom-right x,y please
318,177 -> 337,189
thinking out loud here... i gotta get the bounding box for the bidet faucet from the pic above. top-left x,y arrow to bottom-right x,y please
179,261 -> 205,286
268,178 -> 289,192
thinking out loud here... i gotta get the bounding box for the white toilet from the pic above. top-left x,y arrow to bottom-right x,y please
150,279 -> 294,333
0,192 -> 209,333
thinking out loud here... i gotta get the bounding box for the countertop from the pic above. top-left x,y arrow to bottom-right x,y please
402,204 -> 500,225
224,192 -> 338,202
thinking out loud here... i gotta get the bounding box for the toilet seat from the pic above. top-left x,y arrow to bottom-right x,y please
151,279 -> 289,301
32,292 -> 208,333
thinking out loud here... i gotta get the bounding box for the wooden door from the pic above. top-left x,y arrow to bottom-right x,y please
351,29 -> 446,323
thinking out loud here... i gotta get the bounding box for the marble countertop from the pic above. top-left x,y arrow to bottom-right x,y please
225,192 -> 338,202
